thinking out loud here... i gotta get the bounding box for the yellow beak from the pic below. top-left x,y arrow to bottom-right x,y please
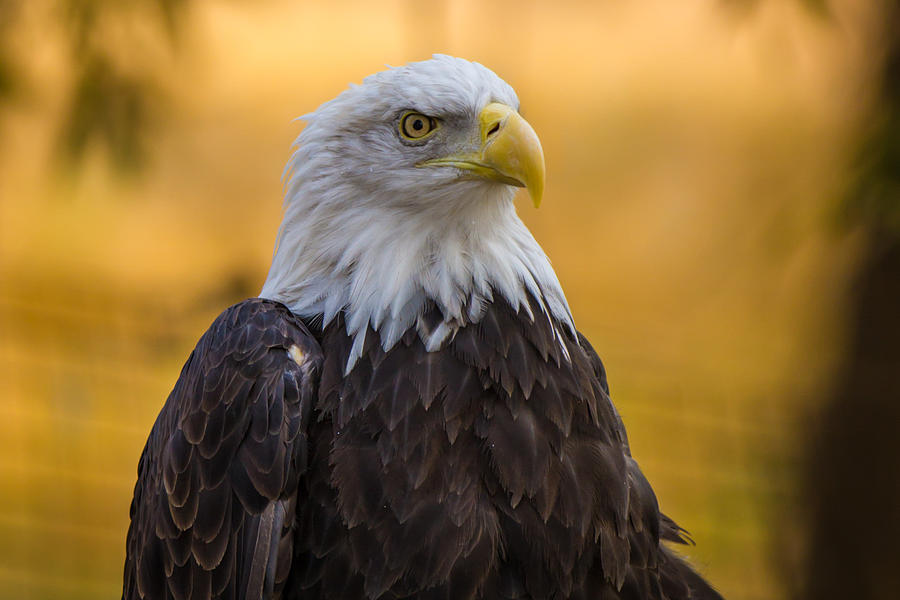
419,102 -> 545,208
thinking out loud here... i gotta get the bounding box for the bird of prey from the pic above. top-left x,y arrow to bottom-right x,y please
123,55 -> 723,600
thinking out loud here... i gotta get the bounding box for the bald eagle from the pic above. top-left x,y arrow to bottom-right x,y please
123,55 -> 723,600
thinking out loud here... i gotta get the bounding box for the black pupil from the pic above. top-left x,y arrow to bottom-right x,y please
413,118 -> 424,131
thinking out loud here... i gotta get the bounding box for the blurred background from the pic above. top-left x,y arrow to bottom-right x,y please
1,1 -> 897,599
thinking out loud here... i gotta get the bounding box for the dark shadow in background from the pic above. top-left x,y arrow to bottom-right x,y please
799,2 -> 900,599
0,0 -> 189,173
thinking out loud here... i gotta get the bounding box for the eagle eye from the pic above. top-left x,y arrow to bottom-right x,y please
399,112 -> 437,140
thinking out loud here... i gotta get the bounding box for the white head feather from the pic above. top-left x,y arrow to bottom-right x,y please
260,55 -> 574,372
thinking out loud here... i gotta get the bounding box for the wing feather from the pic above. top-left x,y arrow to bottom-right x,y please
123,299 -> 322,600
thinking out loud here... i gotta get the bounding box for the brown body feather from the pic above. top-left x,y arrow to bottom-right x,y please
123,297 -> 722,600
123,300 -> 322,600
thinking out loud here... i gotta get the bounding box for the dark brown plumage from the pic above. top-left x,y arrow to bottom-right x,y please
123,296 -> 723,600
123,299 -> 322,600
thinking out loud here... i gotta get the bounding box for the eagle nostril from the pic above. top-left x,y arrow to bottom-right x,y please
486,122 -> 501,138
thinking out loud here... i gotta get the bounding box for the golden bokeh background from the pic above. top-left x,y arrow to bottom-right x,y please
0,1 -> 890,599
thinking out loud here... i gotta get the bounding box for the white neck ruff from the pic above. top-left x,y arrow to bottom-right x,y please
260,180 -> 575,373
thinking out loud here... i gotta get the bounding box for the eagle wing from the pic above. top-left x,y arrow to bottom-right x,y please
123,299 -> 323,600
578,331 -> 723,600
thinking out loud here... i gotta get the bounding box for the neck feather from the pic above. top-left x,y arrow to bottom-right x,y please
260,185 -> 574,372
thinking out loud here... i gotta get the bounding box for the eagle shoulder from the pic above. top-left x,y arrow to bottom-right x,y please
123,298 -> 323,600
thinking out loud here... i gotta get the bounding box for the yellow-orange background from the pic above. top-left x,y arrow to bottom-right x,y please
0,1 -> 880,598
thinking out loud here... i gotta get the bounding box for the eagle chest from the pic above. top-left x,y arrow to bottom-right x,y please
294,305 -> 615,598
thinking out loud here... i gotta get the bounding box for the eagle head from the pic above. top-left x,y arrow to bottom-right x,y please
261,55 -> 572,370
